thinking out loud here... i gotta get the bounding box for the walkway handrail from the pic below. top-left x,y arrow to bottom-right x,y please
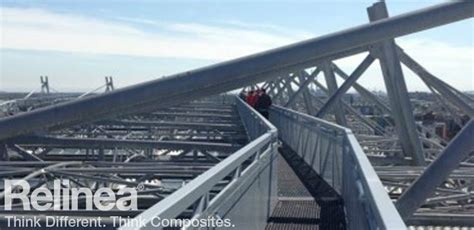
120,97 -> 277,230
270,105 -> 406,230
236,96 -> 277,140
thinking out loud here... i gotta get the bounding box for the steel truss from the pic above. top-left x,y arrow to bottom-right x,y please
245,1 -> 474,226
0,1 -> 473,228
0,96 -> 250,226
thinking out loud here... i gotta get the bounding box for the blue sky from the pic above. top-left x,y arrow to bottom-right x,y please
1,0 -> 473,92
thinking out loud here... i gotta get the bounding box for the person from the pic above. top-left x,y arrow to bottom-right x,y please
246,90 -> 258,108
239,91 -> 246,100
254,88 -> 272,119
253,89 -> 261,108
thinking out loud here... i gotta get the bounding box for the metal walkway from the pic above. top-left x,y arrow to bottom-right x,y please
0,95 -> 400,229
266,154 -> 321,230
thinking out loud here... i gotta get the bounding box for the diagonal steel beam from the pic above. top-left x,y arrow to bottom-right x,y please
322,61 -> 347,126
7,144 -> 43,161
272,78 -> 289,101
397,48 -> 474,117
284,68 -> 321,107
332,64 -> 392,115
266,81 -> 278,97
299,74 -> 318,115
396,119 -> 474,220
312,79 -> 385,134
316,55 -> 375,118
283,76 -> 297,108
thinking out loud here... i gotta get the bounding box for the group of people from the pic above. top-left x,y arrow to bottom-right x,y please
240,88 -> 272,119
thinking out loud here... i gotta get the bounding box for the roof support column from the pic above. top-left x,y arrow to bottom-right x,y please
368,2 -> 425,165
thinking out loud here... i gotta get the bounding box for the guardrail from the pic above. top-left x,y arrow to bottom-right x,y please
121,96 -> 277,230
269,105 -> 406,230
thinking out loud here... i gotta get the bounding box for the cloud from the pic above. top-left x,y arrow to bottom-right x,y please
219,19 -> 314,38
1,7 -> 471,92
0,7 -> 313,60
114,16 -> 160,26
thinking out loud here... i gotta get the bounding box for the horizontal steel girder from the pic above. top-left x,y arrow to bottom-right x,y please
0,1 -> 472,140
96,120 -> 242,131
8,135 -> 242,152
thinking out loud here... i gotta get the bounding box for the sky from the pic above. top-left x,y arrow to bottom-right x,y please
0,0 -> 473,92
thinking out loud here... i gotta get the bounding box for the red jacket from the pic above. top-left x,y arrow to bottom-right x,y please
246,94 -> 258,107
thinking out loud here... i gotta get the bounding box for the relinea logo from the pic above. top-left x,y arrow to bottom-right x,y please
4,179 -> 138,211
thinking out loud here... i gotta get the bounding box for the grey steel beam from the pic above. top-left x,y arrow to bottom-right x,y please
321,61 -> 347,126
332,64 -> 392,115
316,55 -> 374,118
396,119 -> 474,220
368,2 -> 425,166
298,74 -> 317,115
407,213 -> 474,227
67,129 -> 245,140
312,80 -> 385,134
333,62 -> 447,143
272,78 -> 288,102
0,143 -> 7,161
283,76 -> 297,108
97,120 -> 241,131
165,106 -> 234,113
267,80 -> 280,97
425,84 -> 465,127
398,49 -> 474,117
150,112 -> 237,119
7,144 -> 43,161
9,136 -> 241,152
284,68 -> 320,107
201,151 -> 221,163
267,81 -> 278,97
0,1 -> 472,140
0,161 -> 81,199
48,170 -> 163,189
273,77 -> 293,101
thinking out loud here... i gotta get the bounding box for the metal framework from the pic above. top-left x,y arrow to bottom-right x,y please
0,96 -> 255,228
270,105 -> 406,229
244,1 -> 473,227
0,1 -> 473,229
